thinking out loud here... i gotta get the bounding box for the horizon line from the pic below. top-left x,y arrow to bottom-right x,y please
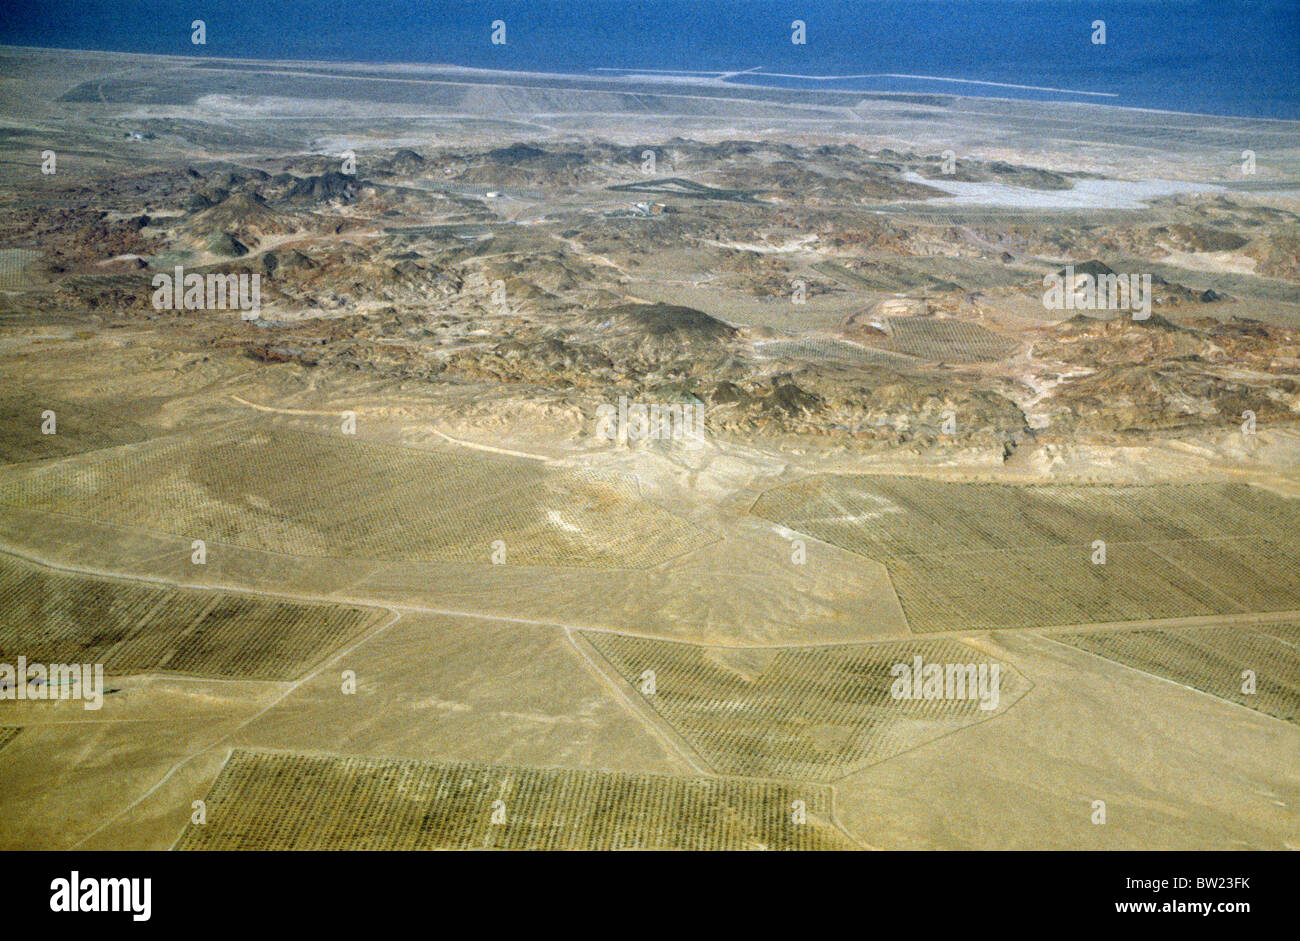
4,43 -> 1298,125
595,67 -> 1121,98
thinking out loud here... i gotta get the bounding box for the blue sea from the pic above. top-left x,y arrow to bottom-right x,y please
1,1 -> 1297,119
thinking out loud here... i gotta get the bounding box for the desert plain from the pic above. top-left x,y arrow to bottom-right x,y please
0,46 -> 1298,850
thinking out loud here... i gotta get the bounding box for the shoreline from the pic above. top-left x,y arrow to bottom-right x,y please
5,43 -> 1299,127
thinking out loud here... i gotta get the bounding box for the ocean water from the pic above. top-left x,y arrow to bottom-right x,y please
1,0 -> 1297,119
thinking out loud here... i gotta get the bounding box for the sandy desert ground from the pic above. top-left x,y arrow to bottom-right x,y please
0,46 -> 1297,850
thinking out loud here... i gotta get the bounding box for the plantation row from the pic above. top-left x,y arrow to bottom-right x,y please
585,633 -> 1016,781
756,337 -> 917,370
1054,624 -> 1300,724
884,317 -> 1018,363
0,394 -> 153,464
176,750 -> 850,851
0,555 -> 379,680
887,538 -> 1300,632
754,477 -> 1300,563
1255,622 -> 1300,647
0,425 -> 712,568
753,477 -> 1300,631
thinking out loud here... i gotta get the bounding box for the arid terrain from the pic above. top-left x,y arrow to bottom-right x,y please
0,46 -> 1297,850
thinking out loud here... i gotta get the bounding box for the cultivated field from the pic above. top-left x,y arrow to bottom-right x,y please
175,749 -> 852,850
884,317 -> 1018,362
0,249 -> 39,290
755,336 -> 919,370
1,42 -> 1298,852
583,633 -> 1026,780
0,340 -> 249,406
752,477 -> 1300,631
0,394 -> 157,464
0,425 -> 714,567
1255,622 -> 1300,646
0,553 -> 383,680
1053,624 -> 1300,724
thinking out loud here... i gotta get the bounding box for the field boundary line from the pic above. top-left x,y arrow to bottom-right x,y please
71,609 -> 405,850
0,539 -> 910,648
1035,629 -> 1299,728
880,563 -> 914,636
168,749 -> 233,852
827,639 -> 1039,784
1013,609 -> 1300,637
6,540 -> 1294,652
906,610 -> 1300,639
2,506 -> 710,571
824,786 -> 877,851
0,541 -> 396,616
564,627 -> 713,777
